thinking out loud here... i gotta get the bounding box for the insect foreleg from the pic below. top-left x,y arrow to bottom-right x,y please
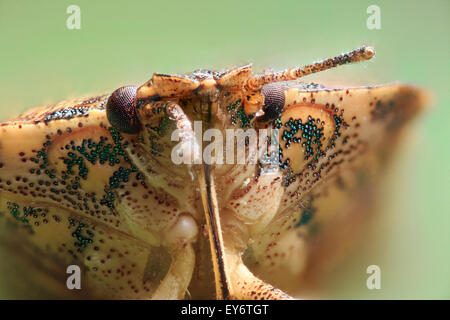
151,244 -> 195,299
225,249 -> 294,300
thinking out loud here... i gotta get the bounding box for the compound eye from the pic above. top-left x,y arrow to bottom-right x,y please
260,83 -> 285,121
106,86 -> 141,134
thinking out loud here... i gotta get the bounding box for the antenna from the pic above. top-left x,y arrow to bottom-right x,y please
245,46 -> 375,91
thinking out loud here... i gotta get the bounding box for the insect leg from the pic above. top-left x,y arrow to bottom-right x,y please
198,165 -> 232,300
151,244 -> 196,299
199,166 -> 294,300
225,248 -> 294,300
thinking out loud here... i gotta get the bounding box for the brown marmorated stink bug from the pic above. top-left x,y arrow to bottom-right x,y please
0,46 -> 428,299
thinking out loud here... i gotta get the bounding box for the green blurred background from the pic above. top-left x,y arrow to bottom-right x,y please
0,0 -> 448,299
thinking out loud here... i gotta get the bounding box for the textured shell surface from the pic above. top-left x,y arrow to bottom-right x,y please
0,48 -> 428,299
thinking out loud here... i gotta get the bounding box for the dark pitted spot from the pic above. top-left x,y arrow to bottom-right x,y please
106,86 -> 141,134
260,83 -> 285,121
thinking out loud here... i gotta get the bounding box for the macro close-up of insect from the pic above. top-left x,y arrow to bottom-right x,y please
0,0 -> 448,305
0,45 -> 429,299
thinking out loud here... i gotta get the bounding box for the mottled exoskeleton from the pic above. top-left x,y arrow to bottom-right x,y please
0,47 -> 428,299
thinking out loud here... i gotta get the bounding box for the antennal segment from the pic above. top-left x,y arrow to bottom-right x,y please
245,46 -> 375,91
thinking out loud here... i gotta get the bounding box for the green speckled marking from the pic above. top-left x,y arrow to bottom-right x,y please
61,128 -> 129,180
146,105 -> 173,156
227,100 -> 253,128
270,110 -> 347,186
5,202 -> 52,233
30,139 -> 56,179
60,127 -> 137,212
7,202 -> 32,232
329,114 -> 345,148
68,217 -> 94,259
100,165 -> 138,209
295,198 -> 316,228
151,116 -> 170,137
281,116 -> 325,161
